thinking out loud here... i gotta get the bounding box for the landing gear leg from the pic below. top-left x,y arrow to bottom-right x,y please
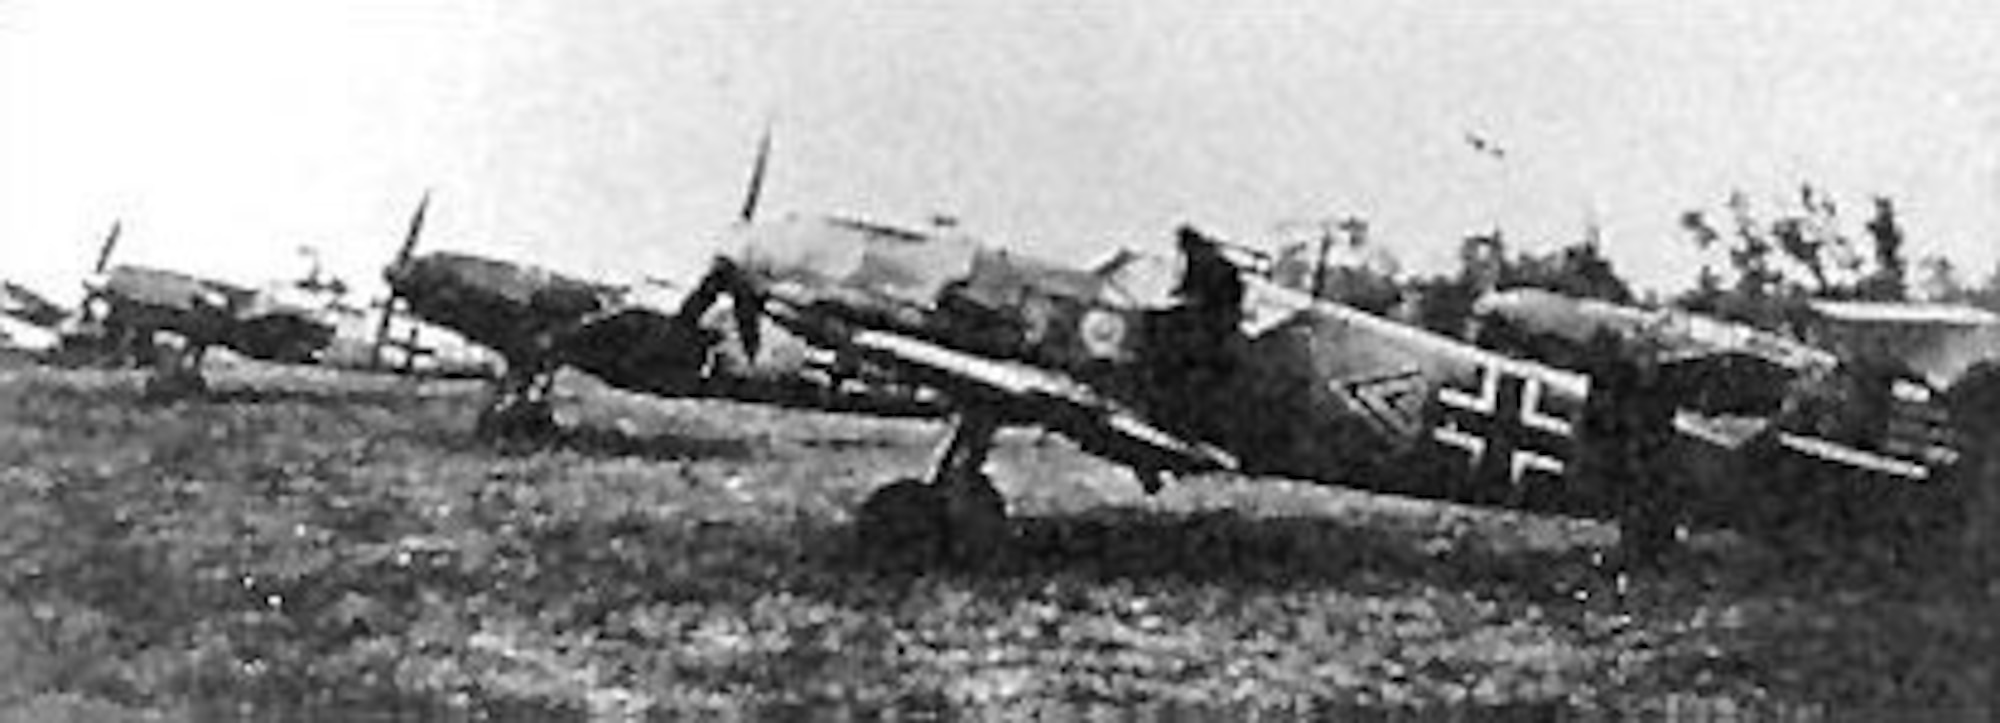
857,408 -> 1010,567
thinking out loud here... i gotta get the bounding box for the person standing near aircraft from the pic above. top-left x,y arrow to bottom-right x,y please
1134,225 -> 1251,443
1155,225 -> 1245,379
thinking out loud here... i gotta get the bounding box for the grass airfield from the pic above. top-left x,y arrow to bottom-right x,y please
0,361 -> 1992,720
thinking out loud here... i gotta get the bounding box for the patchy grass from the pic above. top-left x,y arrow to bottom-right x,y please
0,363 -> 1993,720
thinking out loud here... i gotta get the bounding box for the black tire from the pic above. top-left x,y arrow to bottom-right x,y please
938,470 -> 1009,565
856,477 -> 946,568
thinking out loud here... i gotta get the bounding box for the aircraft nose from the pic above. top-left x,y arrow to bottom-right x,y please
383,258 -> 418,288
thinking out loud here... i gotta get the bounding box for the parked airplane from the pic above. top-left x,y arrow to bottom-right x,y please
658,208 -> 1982,565
59,221 -> 338,393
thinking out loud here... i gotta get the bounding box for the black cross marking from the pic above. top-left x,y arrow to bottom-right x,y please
1432,363 -> 1574,493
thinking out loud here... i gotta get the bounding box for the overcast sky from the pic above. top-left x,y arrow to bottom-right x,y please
5,0 -> 1999,303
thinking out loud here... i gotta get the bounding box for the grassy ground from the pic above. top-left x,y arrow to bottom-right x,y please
0,362 -> 1993,720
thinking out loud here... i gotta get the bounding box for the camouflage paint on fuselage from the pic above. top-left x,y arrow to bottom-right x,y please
1198,280 -> 1603,518
387,251 -> 720,393
386,252 -> 620,362
728,215 -> 1141,371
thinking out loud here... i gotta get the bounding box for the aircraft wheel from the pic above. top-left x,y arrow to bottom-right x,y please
938,469 -> 1009,564
856,473 -> 1010,569
856,478 -> 946,567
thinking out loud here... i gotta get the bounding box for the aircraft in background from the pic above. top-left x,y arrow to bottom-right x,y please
377,135 -> 936,436
47,214 -> 503,391
55,221 -> 338,393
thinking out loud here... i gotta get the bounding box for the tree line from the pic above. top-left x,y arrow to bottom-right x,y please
1304,184 -> 2000,337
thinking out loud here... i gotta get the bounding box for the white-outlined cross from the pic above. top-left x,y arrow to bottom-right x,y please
1432,363 -> 1575,490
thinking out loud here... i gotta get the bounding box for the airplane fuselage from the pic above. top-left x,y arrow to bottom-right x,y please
387,252 -> 617,360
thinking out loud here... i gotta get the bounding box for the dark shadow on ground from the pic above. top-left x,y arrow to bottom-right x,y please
1005,508 -> 1594,590
403,419 -> 761,463
196,384 -> 479,408
847,506 -> 1631,610
542,422 -> 760,462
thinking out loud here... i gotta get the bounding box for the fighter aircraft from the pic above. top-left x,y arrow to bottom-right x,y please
57,221 -> 340,393
656,208 -> 1981,565
375,188 -> 740,435
47,214 -> 499,390
377,136 -> 941,437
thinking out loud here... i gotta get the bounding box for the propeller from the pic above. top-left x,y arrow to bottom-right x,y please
677,129 -> 774,363
372,191 -> 431,368
732,127 -> 775,358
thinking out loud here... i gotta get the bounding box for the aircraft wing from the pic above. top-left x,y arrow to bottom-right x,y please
0,314 -> 60,352
1,281 -> 67,327
806,318 -> 1240,475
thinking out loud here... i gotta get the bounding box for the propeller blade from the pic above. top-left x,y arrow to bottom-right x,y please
737,126 -> 772,223
373,191 -> 430,368
370,297 -> 398,370
733,279 -> 762,362
673,258 -> 761,361
394,191 -> 431,269
93,221 -> 123,274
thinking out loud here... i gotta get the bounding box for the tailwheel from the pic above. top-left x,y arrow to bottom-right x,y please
856,409 -> 1011,568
